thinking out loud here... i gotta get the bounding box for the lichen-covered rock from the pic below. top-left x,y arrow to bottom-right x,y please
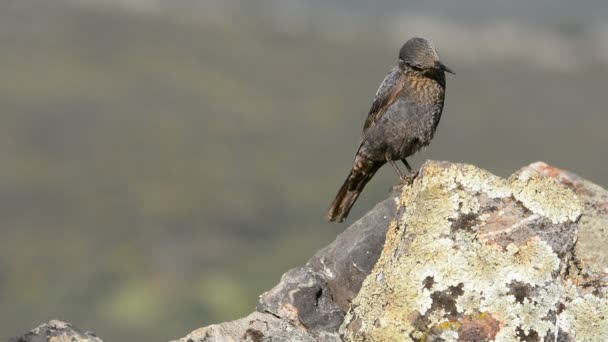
340,161 -> 608,342
528,162 -> 608,273
8,320 -> 103,342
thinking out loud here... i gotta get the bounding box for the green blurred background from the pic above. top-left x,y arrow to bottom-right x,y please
1,1 -> 607,341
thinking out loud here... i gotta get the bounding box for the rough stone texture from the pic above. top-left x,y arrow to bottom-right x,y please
528,162 -> 608,273
169,311 -> 317,342
341,160 -> 608,342
8,320 -> 103,342
257,193 -> 398,336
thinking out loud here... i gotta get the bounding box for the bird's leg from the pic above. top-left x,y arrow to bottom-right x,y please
401,159 -> 413,174
387,159 -> 408,192
386,156 -> 405,180
400,158 -> 419,185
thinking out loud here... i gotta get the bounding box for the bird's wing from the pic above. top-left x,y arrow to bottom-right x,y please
362,67 -> 404,134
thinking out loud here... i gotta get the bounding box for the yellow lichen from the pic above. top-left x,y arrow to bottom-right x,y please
436,320 -> 462,331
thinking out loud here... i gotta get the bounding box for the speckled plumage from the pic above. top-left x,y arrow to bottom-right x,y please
328,37 -> 452,223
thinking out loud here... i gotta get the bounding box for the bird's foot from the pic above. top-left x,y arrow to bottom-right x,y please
389,170 -> 419,192
400,170 -> 419,185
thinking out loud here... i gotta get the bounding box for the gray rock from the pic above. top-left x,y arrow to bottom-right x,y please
8,320 -> 103,342
256,193 -> 398,337
169,311 -> 317,342
307,193 -> 399,311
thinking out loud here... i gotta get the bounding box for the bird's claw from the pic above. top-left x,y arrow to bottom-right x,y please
389,170 -> 419,192
400,170 -> 419,185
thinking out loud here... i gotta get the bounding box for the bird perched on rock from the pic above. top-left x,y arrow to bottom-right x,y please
327,37 -> 453,223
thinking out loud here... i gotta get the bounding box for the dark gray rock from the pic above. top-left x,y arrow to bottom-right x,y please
307,194 -> 399,311
256,194 -> 398,337
8,320 -> 103,342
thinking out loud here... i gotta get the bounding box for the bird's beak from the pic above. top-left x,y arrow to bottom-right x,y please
439,62 -> 455,75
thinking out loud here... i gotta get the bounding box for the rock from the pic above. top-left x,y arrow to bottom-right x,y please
10,161 -> 608,342
256,193 -> 398,338
341,161 -> 608,342
8,320 -> 103,342
528,162 -> 608,273
169,311 -> 317,342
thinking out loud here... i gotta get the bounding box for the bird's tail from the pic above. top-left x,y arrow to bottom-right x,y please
327,158 -> 383,223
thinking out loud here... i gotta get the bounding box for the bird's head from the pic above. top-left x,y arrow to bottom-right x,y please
398,37 -> 454,75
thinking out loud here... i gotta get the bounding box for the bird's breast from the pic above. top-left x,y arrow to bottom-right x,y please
406,75 -> 445,109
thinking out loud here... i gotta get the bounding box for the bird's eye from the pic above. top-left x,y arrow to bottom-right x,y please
409,64 -> 425,71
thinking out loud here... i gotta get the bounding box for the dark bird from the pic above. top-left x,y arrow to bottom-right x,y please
327,37 -> 453,223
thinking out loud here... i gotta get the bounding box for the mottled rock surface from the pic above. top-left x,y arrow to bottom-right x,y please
529,162 -> 608,273
341,161 -> 608,342
8,320 -> 103,342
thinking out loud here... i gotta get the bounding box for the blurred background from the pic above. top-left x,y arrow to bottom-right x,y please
1,0 -> 608,340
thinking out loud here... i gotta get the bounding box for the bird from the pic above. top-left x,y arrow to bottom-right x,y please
327,37 -> 453,223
